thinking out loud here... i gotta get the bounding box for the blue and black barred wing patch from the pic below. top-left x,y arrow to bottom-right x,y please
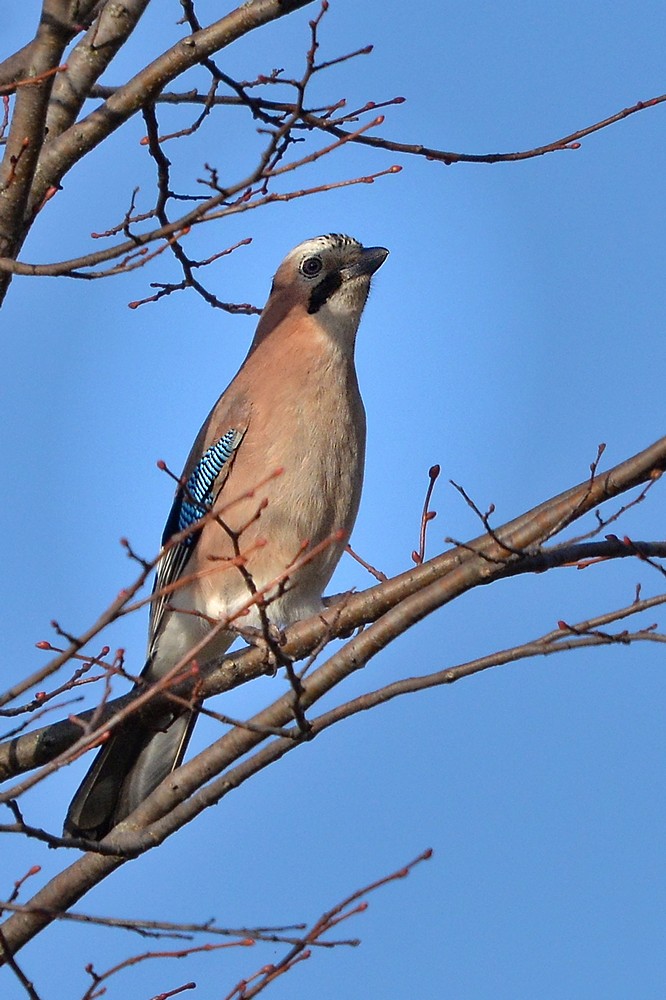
149,427 -> 245,645
176,429 -> 242,541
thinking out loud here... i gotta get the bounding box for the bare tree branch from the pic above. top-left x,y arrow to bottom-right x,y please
1,6 -> 664,992
44,0 -> 152,143
29,0 -> 316,214
0,436 -> 663,960
0,0 -> 317,305
299,93 -> 666,164
0,2 -> 85,274
1,437 -> 664,786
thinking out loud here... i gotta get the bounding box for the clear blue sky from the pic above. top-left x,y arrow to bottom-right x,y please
2,2 -> 666,997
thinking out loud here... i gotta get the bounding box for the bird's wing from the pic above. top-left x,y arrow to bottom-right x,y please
148,422 -> 247,653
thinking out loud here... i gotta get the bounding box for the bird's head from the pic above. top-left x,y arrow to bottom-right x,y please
256,234 -> 389,349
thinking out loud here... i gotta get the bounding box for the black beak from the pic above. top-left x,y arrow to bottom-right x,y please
343,246 -> 389,279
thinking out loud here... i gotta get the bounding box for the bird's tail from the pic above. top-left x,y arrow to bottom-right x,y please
64,707 -> 196,841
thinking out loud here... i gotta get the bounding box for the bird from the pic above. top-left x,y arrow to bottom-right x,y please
64,233 -> 388,841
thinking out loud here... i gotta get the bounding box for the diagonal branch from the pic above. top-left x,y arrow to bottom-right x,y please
0,436 -> 664,961
300,93 -> 666,164
0,118 -> 392,280
44,0 -> 152,143
1,437 -> 664,788
28,0 -> 316,214
0,3 -> 81,271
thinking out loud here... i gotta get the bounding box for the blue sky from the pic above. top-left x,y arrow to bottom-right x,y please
2,2 -> 666,997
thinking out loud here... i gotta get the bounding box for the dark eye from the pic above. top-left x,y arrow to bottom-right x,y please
300,255 -> 323,278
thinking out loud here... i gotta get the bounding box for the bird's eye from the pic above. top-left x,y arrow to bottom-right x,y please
300,255 -> 323,278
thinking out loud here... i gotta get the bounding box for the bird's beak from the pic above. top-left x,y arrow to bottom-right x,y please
343,246 -> 389,279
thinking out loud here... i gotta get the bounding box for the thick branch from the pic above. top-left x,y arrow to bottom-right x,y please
29,0 -> 316,213
0,3 -> 78,280
44,0 -> 152,143
1,440 -> 664,788
0,42 -> 38,90
0,437 -> 664,961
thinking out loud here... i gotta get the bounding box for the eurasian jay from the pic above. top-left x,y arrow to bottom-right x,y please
65,233 -> 388,840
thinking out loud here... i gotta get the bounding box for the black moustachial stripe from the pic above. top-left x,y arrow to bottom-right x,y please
308,270 -> 343,314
